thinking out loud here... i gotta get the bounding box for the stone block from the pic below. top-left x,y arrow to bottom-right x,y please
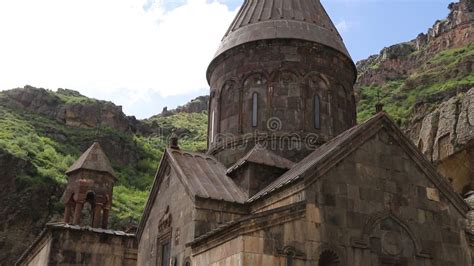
426,187 -> 440,202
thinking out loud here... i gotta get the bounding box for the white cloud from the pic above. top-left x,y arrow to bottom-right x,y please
0,0 -> 237,109
335,19 -> 351,33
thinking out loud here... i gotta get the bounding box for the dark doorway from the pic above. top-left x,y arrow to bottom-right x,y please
318,250 -> 340,266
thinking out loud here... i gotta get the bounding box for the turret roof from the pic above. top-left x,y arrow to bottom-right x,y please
212,0 -> 351,61
66,142 -> 117,179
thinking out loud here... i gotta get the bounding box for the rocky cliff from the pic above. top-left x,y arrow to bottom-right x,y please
0,86 -> 134,133
356,0 -> 473,194
0,149 -> 62,264
160,95 -> 209,117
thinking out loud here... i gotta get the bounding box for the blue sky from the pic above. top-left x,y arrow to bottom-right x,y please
0,0 -> 453,119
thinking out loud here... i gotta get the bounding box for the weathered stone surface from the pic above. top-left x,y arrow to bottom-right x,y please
0,149 -> 62,266
207,39 -> 357,167
0,86 -> 132,133
456,87 -> 474,146
407,87 -> 474,193
18,225 -> 137,266
160,96 -> 209,117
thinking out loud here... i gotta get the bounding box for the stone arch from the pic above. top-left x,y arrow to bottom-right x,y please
353,211 -> 430,259
218,79 -> 240,136
63,193 -> 75,224
82,191 -> 96,226
303,72 -> 330,132
315,244 -> 344,266
271,70 -> 302,131
333,81 -> 355,132
242,72 -> 268,130
183,257 -> 191,266
318,250 -> 340,266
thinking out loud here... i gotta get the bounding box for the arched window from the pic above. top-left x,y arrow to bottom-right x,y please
286,250 -> 295,266
82,192 -> 96,226
252,92 -> 258,127
183,257 -> 191,266
318,250 -> 340,266
314,95 -> 321,129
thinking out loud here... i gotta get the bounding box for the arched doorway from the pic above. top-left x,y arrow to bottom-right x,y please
318,250 -> 340,266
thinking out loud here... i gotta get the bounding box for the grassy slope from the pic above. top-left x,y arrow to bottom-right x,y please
0,90 -> 208,228
357,43 -> 474,125
1,43 -> 470,229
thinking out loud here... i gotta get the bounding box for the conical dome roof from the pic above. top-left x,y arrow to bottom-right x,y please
213,0 -> 351,60
66,142 -> 117,179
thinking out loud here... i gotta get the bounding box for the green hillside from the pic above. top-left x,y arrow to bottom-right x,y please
357,43 -> 474,125
0,92 -> 208,228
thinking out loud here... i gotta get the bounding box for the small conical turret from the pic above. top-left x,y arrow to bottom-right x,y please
63,142 -> 116,229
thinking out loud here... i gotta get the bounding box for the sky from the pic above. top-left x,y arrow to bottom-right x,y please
0,0 -> 453,119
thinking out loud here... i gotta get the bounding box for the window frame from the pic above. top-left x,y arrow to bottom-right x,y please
252,92 -> 258,127
314,95 -> 321,129
156,231 -> 172,266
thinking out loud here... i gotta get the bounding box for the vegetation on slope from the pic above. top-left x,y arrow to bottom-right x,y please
357,44 -> 474,124
0,92 -> 208,229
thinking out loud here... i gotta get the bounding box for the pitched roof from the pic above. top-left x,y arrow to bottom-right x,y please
167,149 -> 247,204
66,142 -> 117,179
137,148 -> 248,241
211,0 -> 351,61
227,144 -> 295,175
247,113 -> 469,216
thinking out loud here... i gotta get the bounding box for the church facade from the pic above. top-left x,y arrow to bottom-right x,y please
17,0 -> 474,265
136,0 -> 473,265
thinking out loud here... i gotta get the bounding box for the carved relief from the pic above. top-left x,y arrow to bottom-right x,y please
351,211 -> 431,259
159,206 -> 172,232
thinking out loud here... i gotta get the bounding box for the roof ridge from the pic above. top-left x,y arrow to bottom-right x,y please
247,113 -> 392,202
66,142 -> 117,179
211,0 -> 351,63
227,143 -> 295,174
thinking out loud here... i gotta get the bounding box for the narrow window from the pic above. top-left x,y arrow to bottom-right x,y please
314,95 -> 321,129
252,93 -> 258,127
210,111 -> 215,142
286,251 -> 295,266
161,239 -> 171,266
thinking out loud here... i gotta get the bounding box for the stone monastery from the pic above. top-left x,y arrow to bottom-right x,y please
17,0 -> 474,265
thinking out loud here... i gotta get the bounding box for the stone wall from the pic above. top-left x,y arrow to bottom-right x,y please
207,39 -> 357,166
137,164 -> 247,265
137,168 -> 195,266
19,226 -> 136,266
305,129 -> 471,265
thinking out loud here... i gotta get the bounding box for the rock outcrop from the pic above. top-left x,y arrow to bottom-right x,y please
0,86 -> 133,133
355,0 -> 473,194
160,95 -> 209,117
0,150 -> 62,266
356,0 -> 473,89
406,88 -> 474,194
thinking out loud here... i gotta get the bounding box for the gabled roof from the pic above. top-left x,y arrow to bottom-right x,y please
167,149 -> 247,203
137,148 -> 247,240
248,113 -> 469,216
66,142 -> 117,179
227,144 -> 295,175
211,0 -> 351,62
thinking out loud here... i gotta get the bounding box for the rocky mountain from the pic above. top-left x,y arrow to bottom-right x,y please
356,0 -> 473,194
160,95 -> 209,117
0,0 -> 472,264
